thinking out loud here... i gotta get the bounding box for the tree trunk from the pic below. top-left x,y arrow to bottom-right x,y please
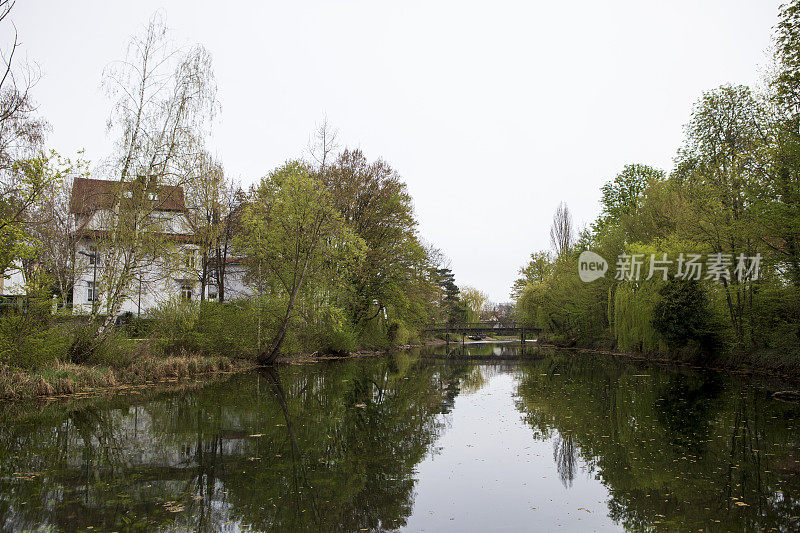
258,248 -> 312,365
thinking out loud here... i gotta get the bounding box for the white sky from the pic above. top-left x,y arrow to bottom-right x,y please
12,0 -> 783,302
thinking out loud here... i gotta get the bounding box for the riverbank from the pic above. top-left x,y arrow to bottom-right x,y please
539,339 -> 800,384
0,337 -> 443,402
0,355 -> 256,402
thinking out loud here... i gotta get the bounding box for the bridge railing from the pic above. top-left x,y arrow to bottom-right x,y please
422,322 -> 540,332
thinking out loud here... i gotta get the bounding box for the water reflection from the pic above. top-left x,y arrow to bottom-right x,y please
514,353 -> 800,531
430,340 -> 539,358
0,346 -> 797,532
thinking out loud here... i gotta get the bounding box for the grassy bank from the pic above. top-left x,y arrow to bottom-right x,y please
0,354 -> 253,401
0,299 -> 427,401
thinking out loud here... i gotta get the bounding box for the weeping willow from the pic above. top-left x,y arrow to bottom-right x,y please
612,282 -> 667,354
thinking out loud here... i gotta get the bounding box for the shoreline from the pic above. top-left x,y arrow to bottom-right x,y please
6,336 -> 795,404
0,356 -> 256,403
421,335 -> 800,385
0,339 -> 441,403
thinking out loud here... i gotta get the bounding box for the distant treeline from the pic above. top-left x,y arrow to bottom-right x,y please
513,1 -> 800,370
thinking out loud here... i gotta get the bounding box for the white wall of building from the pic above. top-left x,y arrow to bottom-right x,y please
72,240 -> 254,316
0,262 -> 26,296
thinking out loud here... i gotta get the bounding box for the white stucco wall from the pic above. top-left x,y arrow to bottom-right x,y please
0,262 -> 26,296
72,241 -> 254,316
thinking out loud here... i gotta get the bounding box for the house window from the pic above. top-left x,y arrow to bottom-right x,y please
148,192 -> 158,201
181,283 -> 193,301
208,286 -> 218,300
184,250 -> 195,270
87,281 -> 96,302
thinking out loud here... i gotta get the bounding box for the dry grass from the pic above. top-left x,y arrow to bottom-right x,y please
0,354 -> 251,401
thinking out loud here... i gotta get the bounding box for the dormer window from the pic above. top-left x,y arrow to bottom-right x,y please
147,192 -> 158,201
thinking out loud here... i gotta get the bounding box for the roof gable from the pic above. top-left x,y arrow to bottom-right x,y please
70,178 -> 187,214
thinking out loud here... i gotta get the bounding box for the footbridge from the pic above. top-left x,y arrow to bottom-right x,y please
423,322 -> 541,343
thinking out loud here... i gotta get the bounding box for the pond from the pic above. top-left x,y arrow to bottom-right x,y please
0,343 -> 798,531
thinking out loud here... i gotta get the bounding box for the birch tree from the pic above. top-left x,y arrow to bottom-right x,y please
87,14 -> 217,340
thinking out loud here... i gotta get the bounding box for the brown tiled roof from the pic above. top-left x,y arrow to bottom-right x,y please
70,178 -> 187,214
74,229 -> 198,244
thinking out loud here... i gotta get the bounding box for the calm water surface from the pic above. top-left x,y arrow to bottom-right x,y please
0,344 -> 798,531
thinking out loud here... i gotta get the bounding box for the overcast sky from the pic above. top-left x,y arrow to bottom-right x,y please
12,1 -> 783,302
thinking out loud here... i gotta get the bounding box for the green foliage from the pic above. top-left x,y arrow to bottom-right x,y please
0,153 -> 56,275
459,286 -> 487,323
512,5 -> 800,364
596,164 -> 665,234
0,319 -> 69,370
0,298 -> 67,369
651,279 -> 717,357
613,283 -> 666,354
324,150 -> 439,331
511,251 -> 553,300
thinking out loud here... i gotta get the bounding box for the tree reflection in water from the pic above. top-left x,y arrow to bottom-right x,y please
0,347 -> 798,532
0,353 -> 480,532
514,351 -> 800,532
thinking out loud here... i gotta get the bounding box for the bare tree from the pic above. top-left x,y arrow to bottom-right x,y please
182,147 -> 244,302
85,13 -> 218,340
183,147 -> 223,301
212,180 -> 244,302
0,0 -> 45,173
307,116 -> 339,174
25,150 -> 91,304
549,201 -> 574,257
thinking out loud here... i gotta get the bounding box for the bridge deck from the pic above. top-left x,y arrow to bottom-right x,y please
423,322 -> 541,335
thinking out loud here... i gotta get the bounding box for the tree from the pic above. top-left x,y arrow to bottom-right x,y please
459,286 -> 488,323
181,148 -> 242,302
652,278 -> 713,355
549,202 -> 574,257
307,116 -> 339,174
211,179 -> 244,302
511,251 -> 553,301
676,85 -> 765,346
594,164 -> 665,236
87,14 -> 218,340
240,161 -> 361,364
0,0 -> 48,278
24,150 -> 91,304
324,149 -> 435,329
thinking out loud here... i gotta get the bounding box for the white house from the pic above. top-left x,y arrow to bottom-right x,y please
70,177 -> 251,316
0,262 -> 26,297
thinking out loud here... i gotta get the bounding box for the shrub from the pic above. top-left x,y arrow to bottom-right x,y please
318,324 -> 358,355
148,300 -> 201,356
0,298 -> 71,369
0,315 -> 70,369
652,278 -> 720,359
